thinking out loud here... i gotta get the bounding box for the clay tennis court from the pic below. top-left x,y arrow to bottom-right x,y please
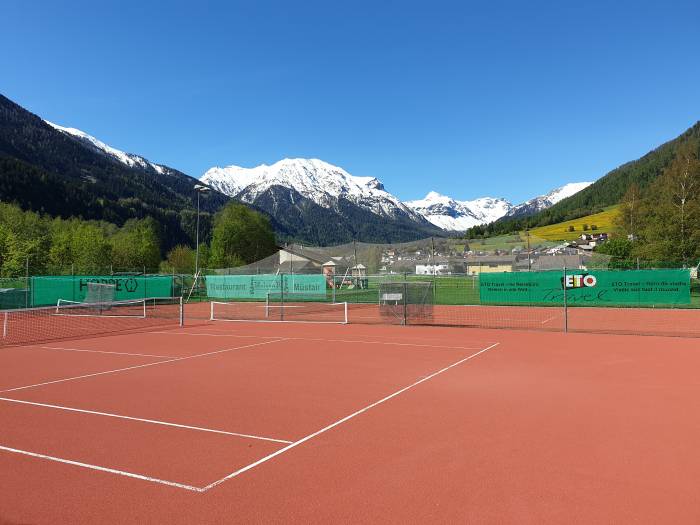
1,304 -> 700,523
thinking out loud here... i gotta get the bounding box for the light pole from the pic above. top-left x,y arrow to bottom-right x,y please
194,184 -> 210,276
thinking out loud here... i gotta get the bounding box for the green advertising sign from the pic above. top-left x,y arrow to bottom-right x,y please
31,275 -> 174,307
479,269 -> 691,306
206,274 -> 327,299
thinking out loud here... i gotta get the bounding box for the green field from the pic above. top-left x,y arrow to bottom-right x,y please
288,274 -> 482,306
529,206 -> 621,241
466,233 -> 532,252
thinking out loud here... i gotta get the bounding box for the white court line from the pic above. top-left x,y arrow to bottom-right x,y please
154,331 -> 490,351
540,315 -> 559,325
290,337 -> 487,351
0,397 -> 292,444
201,342 -> 500,492
148,331 -> 283,340
0,339 -> 286,394
40,346 -> 171,359
0,445 -> 204,492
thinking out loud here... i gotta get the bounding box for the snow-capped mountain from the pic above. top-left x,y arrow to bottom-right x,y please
45,120 -> 170,175
505,182 -> 593,218
202,158 -> 593,234
40,116 -> 593,238
202,158 -> 425,221
405,182 -> 593,230
404,192 -> 513,231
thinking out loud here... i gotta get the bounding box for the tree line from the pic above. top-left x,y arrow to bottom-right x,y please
0,202 -> 277,277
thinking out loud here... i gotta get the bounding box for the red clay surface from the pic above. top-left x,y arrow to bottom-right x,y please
2,317 -> 700,523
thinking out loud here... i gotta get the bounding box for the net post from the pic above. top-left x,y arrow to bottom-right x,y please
280,273 -> 285,322
3,312 -> 7,339
179,296 -> 184,327
344,301 -> 348,324
209,300 -> 214,321
142,299 -> 147,319
25,257 -> 29,308
563,267 -> 568,333
265,293 -> 270,319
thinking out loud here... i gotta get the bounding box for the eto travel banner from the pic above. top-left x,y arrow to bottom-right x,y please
479,269 -> 691,306
205,274 -> 327,299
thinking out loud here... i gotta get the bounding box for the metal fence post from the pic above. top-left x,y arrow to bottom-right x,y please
563,266 -> 568,333
402,281 -> 408,326
25,257 -> 29,308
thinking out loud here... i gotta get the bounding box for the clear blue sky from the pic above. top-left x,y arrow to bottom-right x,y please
2,0 -> 699,203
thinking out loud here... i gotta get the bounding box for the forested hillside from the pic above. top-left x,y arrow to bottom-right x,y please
0,94 -> 230,251
466,121 -> 700,238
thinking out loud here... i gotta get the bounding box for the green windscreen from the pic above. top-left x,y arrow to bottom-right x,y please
479,269 -> 691,306
31,275 -> 174,307
205,274 -> 327,299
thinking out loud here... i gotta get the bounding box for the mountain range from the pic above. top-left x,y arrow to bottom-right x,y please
202,159 -> 592,233
478,120 -> 700,237
12,92 -> 684,247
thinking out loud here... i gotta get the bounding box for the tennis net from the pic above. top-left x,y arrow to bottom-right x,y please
55,298 -> 148,318
1,297 -> 183,347
210,299 -> 348,324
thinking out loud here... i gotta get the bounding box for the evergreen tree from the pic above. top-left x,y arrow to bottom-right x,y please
616,183 -> 641,237
635,141 -> 700,263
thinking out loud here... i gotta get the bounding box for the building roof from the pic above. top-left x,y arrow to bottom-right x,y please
464,255 -> 517,264
531,255 -> 586,270
276,260 -> 319,273
280,245 -> 328,265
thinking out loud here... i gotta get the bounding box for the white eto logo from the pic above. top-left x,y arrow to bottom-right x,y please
564,274 -> 597,289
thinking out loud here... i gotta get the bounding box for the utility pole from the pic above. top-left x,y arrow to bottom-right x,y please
194,184 -> 210,277
527,228 -> 531,272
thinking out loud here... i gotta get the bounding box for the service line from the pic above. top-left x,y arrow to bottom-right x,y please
0,397 -> 292,444
0,338 -> 286,394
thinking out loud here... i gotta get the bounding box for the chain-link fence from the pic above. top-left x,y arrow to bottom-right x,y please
2,245 -> 698,338
185,267 -> 700,337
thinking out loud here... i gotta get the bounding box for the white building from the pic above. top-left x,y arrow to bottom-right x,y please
415,263 -> 449,275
